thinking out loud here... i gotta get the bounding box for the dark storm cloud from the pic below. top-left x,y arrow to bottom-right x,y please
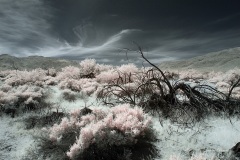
51,0 -> 240,30
47,0 -> 240,60
1,0 -> 240,65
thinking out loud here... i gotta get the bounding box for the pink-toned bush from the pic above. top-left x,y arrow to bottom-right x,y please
95,63 -> 113,73
13,85 -> 45,104
0,91 -> 18,105
58,78 -> 82,91
47,104 -> 153,159
0,70 -> 13,79
205,69 -> 240,98
96,69 -> 120,83
178,69 -> 206,80
46,68 -> 57,77
0,84 -> 46,108
116,63 -> 139,82
56,62 -> 101,93
80,79 -> 99,95
208,68 -> 240,84
207,71 -> 224,83
61,89 -> 77,102
215,81 -> 230,88
4,69 -> 48,86
58,78 -> 99,94
123,82 -> 139,90
96,64 -> 139,84
0,84 -> 12,92
117,63 -> 138,75
79,59 -> 113,75
79,59 -> 96,75
57,66 -> 81,81
44,76 -> 58,85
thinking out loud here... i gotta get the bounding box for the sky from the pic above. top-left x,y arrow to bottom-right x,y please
0,0 -> 240,65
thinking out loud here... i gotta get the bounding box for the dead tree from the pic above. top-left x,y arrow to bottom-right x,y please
98,46 -> 240,125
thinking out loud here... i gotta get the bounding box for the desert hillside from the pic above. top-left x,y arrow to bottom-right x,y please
1,47 -> 240,72
159,47 -> 240,72
0,54 -> 79,71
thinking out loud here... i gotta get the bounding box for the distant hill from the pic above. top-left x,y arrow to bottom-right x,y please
1,47 -> 240,72
159,47 -> 240,72
0,54 -> 79,71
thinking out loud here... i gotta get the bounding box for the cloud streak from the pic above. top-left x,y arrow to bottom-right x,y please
0,0 -> 60,56
0,0 -> 240,66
